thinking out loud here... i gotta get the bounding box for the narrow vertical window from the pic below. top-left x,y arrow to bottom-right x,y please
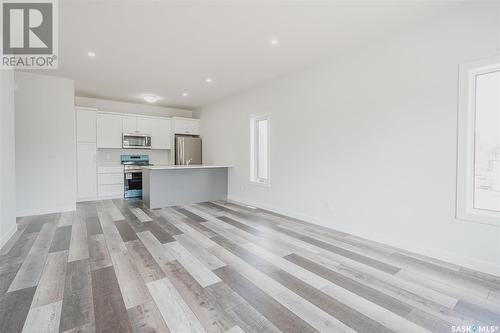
250,115 -> 269,185
457,56 -> 500,225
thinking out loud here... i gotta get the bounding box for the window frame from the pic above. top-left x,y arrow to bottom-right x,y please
249,114 -> 270,186
456,55 -> 500,226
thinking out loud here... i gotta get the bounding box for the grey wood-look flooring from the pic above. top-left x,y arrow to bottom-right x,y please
1,199 -> 499,333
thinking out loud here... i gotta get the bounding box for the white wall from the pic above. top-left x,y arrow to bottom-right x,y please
75,96 -> 193,118
0,69 -> 16,249
200,3 -> 500,274
15,72 -> 76,216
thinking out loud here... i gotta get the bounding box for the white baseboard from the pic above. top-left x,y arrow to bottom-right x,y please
16,204 -> 76,218
0,223 -> 18,253
77,196 -> 99,202
228,195 -> 500,276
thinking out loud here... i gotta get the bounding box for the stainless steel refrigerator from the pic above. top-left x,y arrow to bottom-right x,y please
175,135 -> 202,165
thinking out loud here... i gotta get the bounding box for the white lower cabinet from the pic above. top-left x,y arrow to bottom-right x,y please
77,142 -> 97,201
98,173 -> 123,185
98,184 -> 124,198
97,165 -> 124,199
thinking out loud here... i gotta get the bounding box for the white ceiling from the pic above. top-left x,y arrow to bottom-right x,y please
37,1 -> 458,109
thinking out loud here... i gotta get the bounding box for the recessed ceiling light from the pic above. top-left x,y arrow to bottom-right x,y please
205,78 -> 213,83
87,51 -> 96,57
142,94 -> 160,103
270,38 -> 279,46
182,92 -> 189,97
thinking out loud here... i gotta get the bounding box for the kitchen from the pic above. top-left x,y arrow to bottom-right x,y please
76,104 -> 230,208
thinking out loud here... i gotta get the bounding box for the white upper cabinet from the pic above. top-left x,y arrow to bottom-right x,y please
123,115 -> 152,134
76,108 -> 97,143
122,115 -> 137,133
137,117 -> 152,134
97,113 -> 122,148
151,118 -> 172,149
173,118 -> 187,134
187,119 -> 199,135
173,118 -> 199,135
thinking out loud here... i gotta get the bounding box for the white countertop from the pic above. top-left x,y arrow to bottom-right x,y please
143,165 -> 232,170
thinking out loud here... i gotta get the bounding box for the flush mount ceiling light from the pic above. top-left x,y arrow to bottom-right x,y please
87,51 -> 96,57
205,78 -> 213,83
182,92 -> 189,97
269,38 -> 279,47
142,94 -> 160,103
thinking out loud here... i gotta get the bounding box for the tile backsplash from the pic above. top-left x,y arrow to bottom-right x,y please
97,148 -> 171,166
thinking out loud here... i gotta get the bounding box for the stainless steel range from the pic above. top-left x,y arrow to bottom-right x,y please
121,155 -> 152,198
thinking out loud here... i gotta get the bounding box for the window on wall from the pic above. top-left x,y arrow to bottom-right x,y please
250,115 -> 269,185
457,56 -> 500,225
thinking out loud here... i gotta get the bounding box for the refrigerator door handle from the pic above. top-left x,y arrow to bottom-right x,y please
181,140 -> 186,164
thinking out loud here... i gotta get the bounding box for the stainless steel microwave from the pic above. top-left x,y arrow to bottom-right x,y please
122,133 -> 152,149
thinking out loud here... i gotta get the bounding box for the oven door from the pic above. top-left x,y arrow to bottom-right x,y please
124,171 -> 143,198
123,134 -> 152,149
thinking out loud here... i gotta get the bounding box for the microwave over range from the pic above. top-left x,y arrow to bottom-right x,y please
122,133 -> 151,149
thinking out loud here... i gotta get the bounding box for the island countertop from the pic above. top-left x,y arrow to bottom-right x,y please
142,165 -> 232,170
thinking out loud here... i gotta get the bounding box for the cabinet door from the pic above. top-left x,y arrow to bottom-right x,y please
122,115 -> 137,133
97,113 -> 123,148
151,118 -> 172,149
137,117 -> 152,134
187,120 -> 199,135
77,142 -> 97,200
76,109 -> 96,142
173,119 -> 187,134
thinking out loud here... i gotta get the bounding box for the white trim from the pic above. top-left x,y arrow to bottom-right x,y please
97,194 -> 124,200
249,113 -> 270,186
95,110 -> 197,121
0,224 -> 18,253
77,197 -> 99,203
456,55 -> 500,226
16,204 -> 76,218
228,195 -> 500,277
75,106 -> 98,112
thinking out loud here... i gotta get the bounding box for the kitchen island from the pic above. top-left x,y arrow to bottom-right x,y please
142,165 -> 231,209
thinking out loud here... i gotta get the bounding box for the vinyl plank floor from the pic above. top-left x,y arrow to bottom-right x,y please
147,277 -> 206,333
174,233 -> 227,270
21,300 -> 62,333
31,250 -> 68,307
68,216 -> 90,263
49,226 -> 72,253
109,249 -> 152,309
92,266 -> 133,333
0,286 -> 36,333
88,234 -> 112,271
164,241 -> 221,287
8,221 -> 58,292
0,199 -> 498,333
127,300 -> 170,333
214,265 -> 318,333
126,239 -> 166,283
59,259 -> 94,332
